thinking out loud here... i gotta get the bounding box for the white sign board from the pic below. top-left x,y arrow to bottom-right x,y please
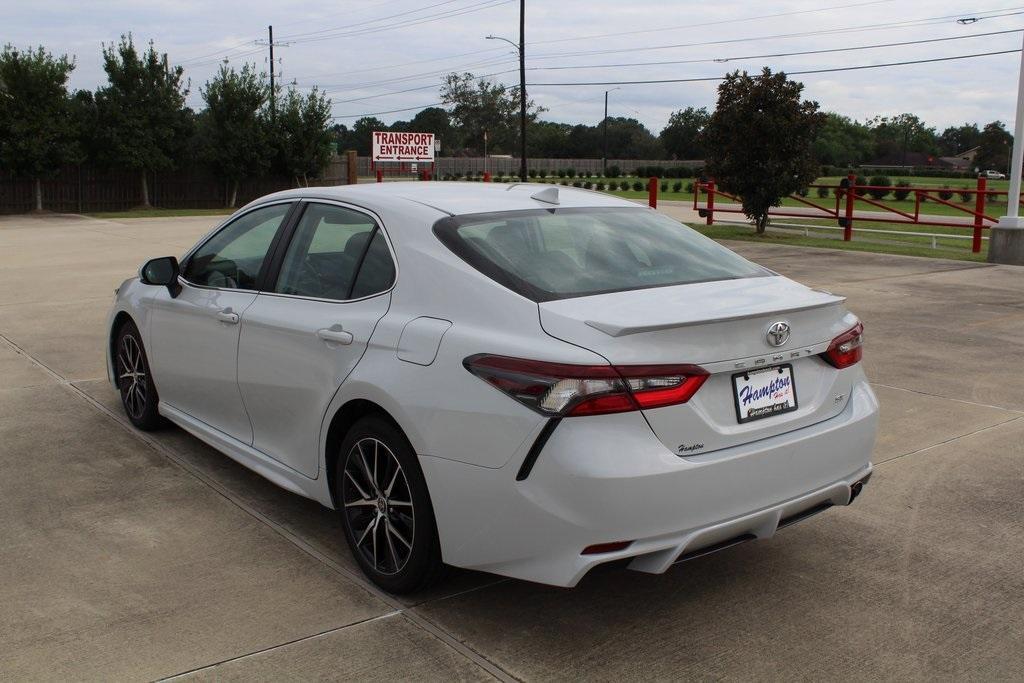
372,131 -> 435,163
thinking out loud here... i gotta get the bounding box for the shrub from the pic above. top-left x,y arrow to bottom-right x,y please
893,181 -> 912,201
632,180 -> 644,192
867,175 -> 891,200
584,181 -> 593,189
796,187 -> 809,197
672,181 -> 683,192
528,168 -> 537,178
816,185 -> 829,198
560,179 -> 569,185
620,180 -> 631,191
572,180 -> 582,188
634,166 -> 646,178
595,182 -> 605,191
938,185 -> 954,201
660,181 -> 668,192
959,187 -> 972,203
539,169 -> 547,178
566,167 -> 577,178
606,165 -> 621,178
855,175 -> 868,197
685,182 -> 694,194
557,169 -> 566,178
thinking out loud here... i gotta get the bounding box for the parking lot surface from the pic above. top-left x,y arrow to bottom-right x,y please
1,212 -> 1022,681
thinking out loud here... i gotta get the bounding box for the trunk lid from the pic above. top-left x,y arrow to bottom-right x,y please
539,275 -> 859,455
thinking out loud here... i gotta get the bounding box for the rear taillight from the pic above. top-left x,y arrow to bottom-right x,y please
823,322 -> 864,369
464,354 -> 708,417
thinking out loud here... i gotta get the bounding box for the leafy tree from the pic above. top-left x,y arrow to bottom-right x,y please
337,116 -> 387,155
975,121 -> 1012,173
703,68 -> 825,234
938,123 -> 981,156
408,106 -> 455,149
868,113 -> 938,161
527,120 -> 572,157
441,72 -> 543,155
274,86 -> 333,186
94,35 -> 192,206
0,45 -> 78,211
813,113 -> 873,167
199,64 -> 270,207
659,106 -> 709,159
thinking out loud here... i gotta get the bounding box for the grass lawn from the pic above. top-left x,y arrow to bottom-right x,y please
694,223 -> 989,263
86,207 -> 234,219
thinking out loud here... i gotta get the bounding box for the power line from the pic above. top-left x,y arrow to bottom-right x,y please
528,7 -> 1024,61
330,102 -> 445,120
329,68 -> 518,103
313,56 -> 515,92
283,0 -> 514,44
528,27 -> 1024,71
530,0 -> 898,45
277,0 -> 469,40
527,48 -> 1022,86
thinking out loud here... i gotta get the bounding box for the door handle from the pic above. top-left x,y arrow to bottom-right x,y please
216,309 -> 239,324
317,326 -> 354,345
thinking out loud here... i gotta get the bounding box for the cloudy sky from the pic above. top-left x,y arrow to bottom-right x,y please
5,0 -> 1024,133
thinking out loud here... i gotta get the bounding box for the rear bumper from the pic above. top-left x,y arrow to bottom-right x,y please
419,380 -> 878,587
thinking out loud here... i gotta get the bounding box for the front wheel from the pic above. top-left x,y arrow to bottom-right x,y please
114,321 -> 162,431
334,415 -> 444,594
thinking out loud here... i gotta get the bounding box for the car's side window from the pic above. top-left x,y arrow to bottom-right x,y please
182,203 -> 291,289
275,203 -> 393,300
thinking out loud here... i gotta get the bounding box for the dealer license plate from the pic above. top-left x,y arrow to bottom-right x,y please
732,364 -> 798,424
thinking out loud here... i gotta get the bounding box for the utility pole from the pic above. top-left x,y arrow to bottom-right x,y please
518,0 -> 526,182
256,25 -> 290,122
603,91 -> 609,176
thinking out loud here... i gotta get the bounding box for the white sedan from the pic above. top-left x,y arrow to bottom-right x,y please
107,182 -> 878,593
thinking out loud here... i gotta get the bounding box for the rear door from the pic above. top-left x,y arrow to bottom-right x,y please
236,201 -> 396,478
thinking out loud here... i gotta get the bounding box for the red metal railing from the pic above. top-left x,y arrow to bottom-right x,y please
689,173 -> 1023,253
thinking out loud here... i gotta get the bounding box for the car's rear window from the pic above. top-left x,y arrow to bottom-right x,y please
433,207 -> 770,301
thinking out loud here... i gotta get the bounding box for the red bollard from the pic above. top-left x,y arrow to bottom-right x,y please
705,180 -> 715,225
376,169 -> 383,183
843,173 -> 856,241
648,176 -> 658,209
483,172 -> 492,182
973,175 -> 986,253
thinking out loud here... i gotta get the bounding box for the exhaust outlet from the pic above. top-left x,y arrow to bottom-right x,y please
848,481 -> 864,504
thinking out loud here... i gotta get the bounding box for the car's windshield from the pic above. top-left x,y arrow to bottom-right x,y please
433,207 -> 771,301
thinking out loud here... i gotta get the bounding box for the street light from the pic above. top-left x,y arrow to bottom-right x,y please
486,0 -> 527,182
603,87 -> 621,177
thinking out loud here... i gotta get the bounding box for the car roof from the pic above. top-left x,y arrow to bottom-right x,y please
250,181 -> 641,217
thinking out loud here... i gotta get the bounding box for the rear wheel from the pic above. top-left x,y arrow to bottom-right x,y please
115,321 -> 162,431
334,415 -> 444,594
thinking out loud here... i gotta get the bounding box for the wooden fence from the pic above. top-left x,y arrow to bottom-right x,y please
0,156 -> 349,215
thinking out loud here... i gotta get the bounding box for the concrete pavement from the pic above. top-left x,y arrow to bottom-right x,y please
1,212 -> 1022,680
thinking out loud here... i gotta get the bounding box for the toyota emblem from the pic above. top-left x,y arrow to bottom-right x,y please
766,321 -> 791,347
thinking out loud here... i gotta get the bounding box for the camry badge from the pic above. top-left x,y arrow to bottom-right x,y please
766,321 -> 791,347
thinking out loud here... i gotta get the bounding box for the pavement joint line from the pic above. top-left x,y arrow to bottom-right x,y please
874,415 -> 1024,466
0,332 -> 519,683
872,382 -> 1024,415
155,610 -> 403,681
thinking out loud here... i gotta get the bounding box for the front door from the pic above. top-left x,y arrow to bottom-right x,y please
148,202 -> 293,443
237,202 -> 396,477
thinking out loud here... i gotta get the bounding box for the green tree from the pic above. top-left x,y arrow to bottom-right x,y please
975,121 -> 1012,174
94,35 -> 192,206
527,120 -> 572,157
275,86 -> 333,186
703,68 -> 825,234
659,106 -> 709,159
440,72 -> 543,155
938,123 -> 981,156
200,64 -> 270,207
0,45 -> 78,211
812,113 -> 873,167
868,113 -> 937,162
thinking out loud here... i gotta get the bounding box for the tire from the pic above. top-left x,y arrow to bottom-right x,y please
334,415 -> 445,594
114,320 -> 162,431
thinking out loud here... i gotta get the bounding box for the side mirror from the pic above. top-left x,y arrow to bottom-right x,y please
140,256 -> 181,297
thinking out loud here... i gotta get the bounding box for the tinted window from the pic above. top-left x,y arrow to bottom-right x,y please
275,203 -> 392,300
351,230 -> 396,299
183,203 -> 290,289
434,208 -> 769,301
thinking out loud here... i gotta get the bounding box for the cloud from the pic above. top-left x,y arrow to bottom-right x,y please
5,0 -> 1024,133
